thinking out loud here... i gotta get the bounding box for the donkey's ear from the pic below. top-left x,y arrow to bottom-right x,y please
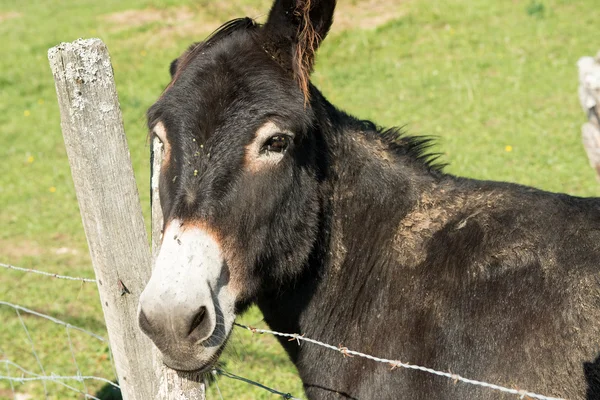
263,0 -> 336,99
170,42 -> 203,78
169,58 -> 179,78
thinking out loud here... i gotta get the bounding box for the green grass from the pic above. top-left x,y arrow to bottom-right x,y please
1,0 -> 598,398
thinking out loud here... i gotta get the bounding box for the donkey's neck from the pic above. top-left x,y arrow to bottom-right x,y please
257,100 -> 439,367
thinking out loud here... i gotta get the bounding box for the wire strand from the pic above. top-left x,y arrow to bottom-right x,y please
0,301 -> 106,342
233,323 -> 564,400
0,263 -> 96,283
215,368 -> 302,400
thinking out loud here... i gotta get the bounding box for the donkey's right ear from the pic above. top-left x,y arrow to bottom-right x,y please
262,0 -> 336,100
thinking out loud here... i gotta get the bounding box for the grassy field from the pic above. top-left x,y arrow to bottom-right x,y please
1,0 -> 598,398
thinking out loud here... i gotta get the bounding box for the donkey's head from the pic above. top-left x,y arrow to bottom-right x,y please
138,0 -> 336,372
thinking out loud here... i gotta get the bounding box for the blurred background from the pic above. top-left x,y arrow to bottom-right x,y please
1,0 -> 598,398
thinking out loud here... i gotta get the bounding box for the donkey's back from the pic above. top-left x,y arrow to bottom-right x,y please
382,177 -> 600,399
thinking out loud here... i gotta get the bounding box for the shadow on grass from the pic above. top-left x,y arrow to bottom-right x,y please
95,382 -> 122,400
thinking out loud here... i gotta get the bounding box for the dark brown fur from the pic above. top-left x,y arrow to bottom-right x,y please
144,1 -> 600,398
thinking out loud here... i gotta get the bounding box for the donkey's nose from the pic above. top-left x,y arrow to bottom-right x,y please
138,291 -> 216,346
186,306 -> 211,341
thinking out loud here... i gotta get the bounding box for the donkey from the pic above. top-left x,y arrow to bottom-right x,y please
138,0 -> 600,398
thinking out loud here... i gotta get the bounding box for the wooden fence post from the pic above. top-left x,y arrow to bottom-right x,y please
48,38 -> 155,399
48,38 -> 205,399
577,51 -> 600,181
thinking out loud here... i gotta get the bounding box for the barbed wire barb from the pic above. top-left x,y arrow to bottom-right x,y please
233,323 -> 564,400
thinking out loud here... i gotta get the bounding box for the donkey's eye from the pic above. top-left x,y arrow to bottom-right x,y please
249,122 -> 294,169
262,135 -> 291,154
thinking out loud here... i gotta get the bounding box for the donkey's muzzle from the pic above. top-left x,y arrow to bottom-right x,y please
137,220 -> 236,371
138,292 -> 216,345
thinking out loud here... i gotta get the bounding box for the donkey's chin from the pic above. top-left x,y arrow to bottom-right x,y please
161,346 -> 226,375
160,329 -> 233,374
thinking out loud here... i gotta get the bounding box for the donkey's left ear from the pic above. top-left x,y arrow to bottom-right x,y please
262,0 -> 336,98
169,42 -> 203,79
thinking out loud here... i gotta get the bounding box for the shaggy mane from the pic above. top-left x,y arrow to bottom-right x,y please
379,126 -> 446,172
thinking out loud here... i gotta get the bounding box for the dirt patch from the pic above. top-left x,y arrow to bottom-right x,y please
0,239 -> 44,260
103,0 -> 405,46
103,7 -> 196,30
102,6 -> 222,46
0,385 -> 34,399
0,11 -> 21,23
0,390 -> 33,400
333,0 -> 406,31
0,238 -> 88,268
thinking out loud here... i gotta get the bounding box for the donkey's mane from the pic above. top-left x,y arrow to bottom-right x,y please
357,119 -> 446,172
381,128 -> 446,172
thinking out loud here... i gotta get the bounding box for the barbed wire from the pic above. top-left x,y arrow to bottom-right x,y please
0,359 -> 119,400
0,360 -> 120,389
0,300 -> 116,399
213,368 -> 303,400
0,262 -> 96,283
0,347 -> 16,396
0,301 -> 106,342
233,323 -> 564,400
16,307 -> 48,397
0,265 -> 567,400
2,264 -> 300,399
0,374 -> 101,400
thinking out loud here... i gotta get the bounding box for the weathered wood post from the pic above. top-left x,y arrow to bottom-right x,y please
577,51 -> 600,181
48,38 -> 155,400
48,38 -> 205,399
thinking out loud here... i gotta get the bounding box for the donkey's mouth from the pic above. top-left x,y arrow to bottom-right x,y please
165,361 -> 216,376
160,330 -> 231,375
166,362 -> 214,376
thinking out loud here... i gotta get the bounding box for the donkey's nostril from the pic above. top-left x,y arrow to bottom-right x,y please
188,306 -> 207,337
